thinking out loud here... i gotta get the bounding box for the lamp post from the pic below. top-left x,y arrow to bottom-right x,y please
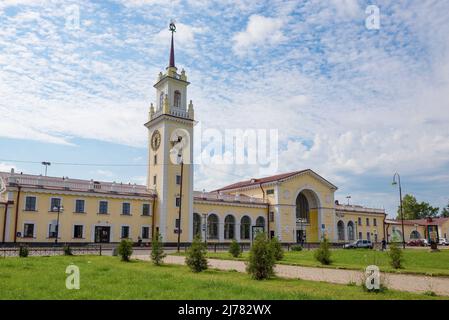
42,162 -> 51,176
392,173 -> 406,249
53,205 -> 64,244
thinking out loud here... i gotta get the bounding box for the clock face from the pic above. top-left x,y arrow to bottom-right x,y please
151,130 -> 161,151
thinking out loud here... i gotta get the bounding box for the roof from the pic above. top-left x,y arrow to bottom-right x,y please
336,203 -> 385,215
385,217 -> 449,226
193,191 -> 267,206
0,171 -> 156,198
213,169 -> 337,192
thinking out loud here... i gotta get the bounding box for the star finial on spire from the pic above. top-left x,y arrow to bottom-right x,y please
168,21 -> 176,68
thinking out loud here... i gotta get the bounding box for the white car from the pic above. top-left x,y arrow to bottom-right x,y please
439,238 -> 449,246
421,239 -> 429,246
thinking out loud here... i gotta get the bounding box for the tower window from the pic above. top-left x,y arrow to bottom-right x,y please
153,175 -> 157,185
176,175 -> 181,185
159,92 -> 164,108
154,154 -> 157,165
174,90 -> 181,108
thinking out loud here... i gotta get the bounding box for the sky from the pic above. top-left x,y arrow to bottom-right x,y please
0,0 -> 448,218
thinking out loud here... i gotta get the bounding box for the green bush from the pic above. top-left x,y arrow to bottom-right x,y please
63,245 -> 73,256
388,241 -> 403,269
291,245 -> 303,251
186,235 -> 208,272
246,233 -> 275,280
19,245 -> 29,258
117,239 -> 133,262
270,237 -> 284,261
151,232 -> 166,265
229,239 -> 242,258
314,237 -> 332,265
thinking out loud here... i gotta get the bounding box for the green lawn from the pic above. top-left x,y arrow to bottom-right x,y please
197,249 -> 449,276
0,255 -> 444,300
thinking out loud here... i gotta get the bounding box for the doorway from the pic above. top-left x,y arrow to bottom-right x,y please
296,230 -> 306,244
95,226 -> 111,243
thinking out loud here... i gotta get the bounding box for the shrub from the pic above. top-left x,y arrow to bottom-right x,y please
246,233 -> 275,280
19,245 -> 29,258
63,245 -> 73,256
229,239 -> 242,258
151,232 -> 166,266
186,235 -> 208,272
270,237 -> 284,261
314,237 -> 332,265
388,241 -> 403,269
291,245 -> 303,251
117,239 -> 133,262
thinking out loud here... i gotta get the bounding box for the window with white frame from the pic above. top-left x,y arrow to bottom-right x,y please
23,223 -> 35,238
50,198 -> 62,211
176,175 -> 181,185
142,226 -> 150,239
25,196 -> 37,211
75,200 -> 85,213
121,226 -> 130,239
48,220 -> 58,238
73,225 -> 83,239
99,201 -> 108,214
122,203 -> 131,215
142,204 -> 151,216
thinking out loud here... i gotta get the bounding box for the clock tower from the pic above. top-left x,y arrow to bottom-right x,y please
145,22 -> 195,243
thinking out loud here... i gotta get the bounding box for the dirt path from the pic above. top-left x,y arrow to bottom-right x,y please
134,255 -> 449,296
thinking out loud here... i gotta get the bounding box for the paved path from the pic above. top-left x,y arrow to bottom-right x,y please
134,255 -> 449,296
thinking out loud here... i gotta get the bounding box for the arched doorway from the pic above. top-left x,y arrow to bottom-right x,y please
224,215 -> 235,239
295,189 -> 320,243
240,216 -> 251,240
347,221 -> 355,241
207,214 -> 219,239
410,230 -> 421,239
193,213 -> 202,238
337,220 -> 345,241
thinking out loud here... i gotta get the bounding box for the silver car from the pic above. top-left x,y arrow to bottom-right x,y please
343,239 -> 373,249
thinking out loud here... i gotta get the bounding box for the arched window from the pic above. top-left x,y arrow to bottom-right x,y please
256,217 -> 265,229
392,229 -> 402,241
174,90 -> 181,108
347,221 -> 355,241
207,214 -> 218,239
240,216 -> 251,240
296,193 -> 310,223
193,213 -> 202,238
337,220 -> 345,241
224,215 -> 235,239
410,230 -> 421,239
159,92 -> 164,108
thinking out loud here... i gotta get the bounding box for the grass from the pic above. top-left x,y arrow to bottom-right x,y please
0,255 -> 445,300
193,248 -> 449,276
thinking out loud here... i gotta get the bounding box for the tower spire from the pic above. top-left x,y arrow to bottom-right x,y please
168,21 -> 176,68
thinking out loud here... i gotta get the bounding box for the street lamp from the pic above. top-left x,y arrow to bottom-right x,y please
346,195 -> 351,205
42,162 -> 51,176
53,205 -> 64,244
392,173 -> 406,249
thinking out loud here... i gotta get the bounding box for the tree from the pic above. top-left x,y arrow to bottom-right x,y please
314,236 -> 332,265
398,194 -> 439,219
269,236 -> 284,261
388,241 -> 403,269
229,239 -> 241,258
440,202 -> 449,218
117,239 -> 133,262
246,233 -> 275,280
151,231 -> 166,265
186,235 -> 208,272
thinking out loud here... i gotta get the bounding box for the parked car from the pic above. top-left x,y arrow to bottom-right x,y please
343,240 -> 373,249
421,238 -> 429,246
407,239 -> 425,246
439,238 -> 449,246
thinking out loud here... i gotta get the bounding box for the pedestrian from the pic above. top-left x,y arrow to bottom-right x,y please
381,238 -> 387,251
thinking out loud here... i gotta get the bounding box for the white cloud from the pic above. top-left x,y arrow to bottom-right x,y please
232,15 -> 287,56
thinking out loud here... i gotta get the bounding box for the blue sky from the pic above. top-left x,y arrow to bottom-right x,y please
1,0 -> 448,217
